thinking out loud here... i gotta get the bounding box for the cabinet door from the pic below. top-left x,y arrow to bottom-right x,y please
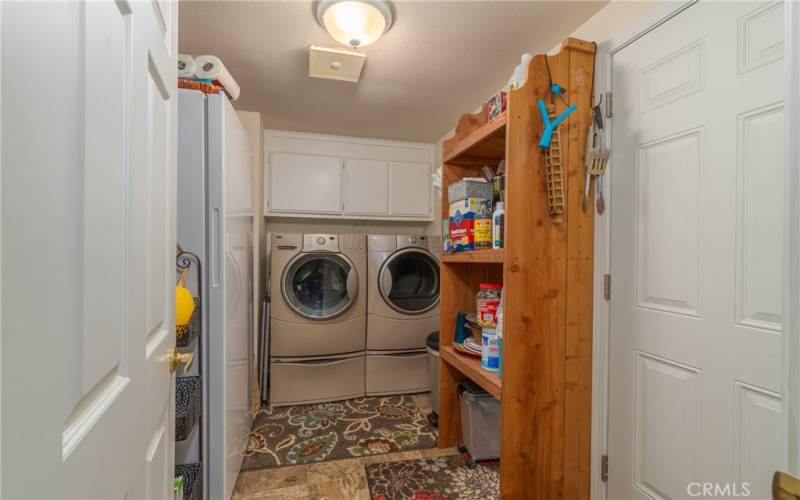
222,97 -> 253,215
345,158 -> 389,216
389,161 -> 431,217
269,152 -> 342,214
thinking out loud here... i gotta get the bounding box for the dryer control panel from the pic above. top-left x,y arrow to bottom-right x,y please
396,234 -> 428,250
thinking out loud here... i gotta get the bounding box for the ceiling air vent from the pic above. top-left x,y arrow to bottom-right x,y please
308,45 -> 366,83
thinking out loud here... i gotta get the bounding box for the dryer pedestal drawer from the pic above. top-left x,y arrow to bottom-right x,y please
269,355 -> 365,406
367,314 -> 439,351
365,351 -> 429,396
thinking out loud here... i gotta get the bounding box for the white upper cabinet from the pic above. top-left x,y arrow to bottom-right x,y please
268,152 -> 342,214
389,161 -> 431,217
264,130 -> 433,220
345,159 -> 389,216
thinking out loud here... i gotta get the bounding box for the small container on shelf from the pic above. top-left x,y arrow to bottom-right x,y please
487,90 -> 507,121
448,197 -> 492,252
496,300 -> 504,378
476,283 -> 502,326
492,201 -> 505,249
481,326 -> 499,372
474,203 -> 492,250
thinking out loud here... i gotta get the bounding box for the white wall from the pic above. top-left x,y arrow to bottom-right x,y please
569,0 -> 662,43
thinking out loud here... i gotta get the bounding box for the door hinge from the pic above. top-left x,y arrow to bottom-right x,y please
601,455 -> 609,482
605,92 -> 613,118
603,274 -> 611,301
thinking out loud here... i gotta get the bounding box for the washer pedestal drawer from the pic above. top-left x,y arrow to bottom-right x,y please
365,351 -> 429,396
269,355 -> 365,406
271,315 -> 366,357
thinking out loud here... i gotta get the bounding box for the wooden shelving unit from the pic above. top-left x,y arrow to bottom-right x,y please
443,113 -> 506,164
440,345 -> 501,400
438,37 -> 596,499
439,249 -> 504,264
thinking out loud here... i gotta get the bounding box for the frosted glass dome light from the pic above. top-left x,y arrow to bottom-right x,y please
315,0 -> 394,49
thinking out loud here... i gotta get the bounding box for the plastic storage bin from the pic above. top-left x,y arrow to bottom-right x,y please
426,331 -> 440,426
457,380 -> 501,461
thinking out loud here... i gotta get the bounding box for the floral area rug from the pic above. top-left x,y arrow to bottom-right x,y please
366,454 -> 500,500
241,395 -> 437,471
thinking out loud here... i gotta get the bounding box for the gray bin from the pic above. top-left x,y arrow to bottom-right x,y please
426,332 -> 440,416
458,380 -> 500,460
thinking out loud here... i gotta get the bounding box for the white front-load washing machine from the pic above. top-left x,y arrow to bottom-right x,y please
366,234 -> 440,396
269,233 -> 366,406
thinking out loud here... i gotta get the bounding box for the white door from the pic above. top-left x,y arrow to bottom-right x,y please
2,1 -> 178,498
608,2 -> 786,498
268,152 -> 343,214
345,158 -> 389,216
389,161 -> 431,217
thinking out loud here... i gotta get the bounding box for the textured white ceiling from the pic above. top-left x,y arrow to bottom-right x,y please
179,1 -> 607,142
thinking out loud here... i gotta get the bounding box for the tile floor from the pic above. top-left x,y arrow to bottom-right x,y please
232,393 -> 456,500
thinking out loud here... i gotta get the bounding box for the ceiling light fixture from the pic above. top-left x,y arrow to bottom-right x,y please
314,0 -> 394,49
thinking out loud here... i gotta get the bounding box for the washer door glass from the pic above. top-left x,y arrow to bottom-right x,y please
283,253 -> 355,320
379,249 -> 440,314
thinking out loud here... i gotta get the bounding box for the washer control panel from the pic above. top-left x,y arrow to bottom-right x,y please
303,234 -> 339,252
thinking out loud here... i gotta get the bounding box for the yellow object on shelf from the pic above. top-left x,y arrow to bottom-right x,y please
176,269 -> 195,326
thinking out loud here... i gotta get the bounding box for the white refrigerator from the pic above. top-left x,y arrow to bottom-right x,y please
177,89 -> 254,500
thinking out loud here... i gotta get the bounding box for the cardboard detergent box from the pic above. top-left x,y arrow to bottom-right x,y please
448,197 -> 491,251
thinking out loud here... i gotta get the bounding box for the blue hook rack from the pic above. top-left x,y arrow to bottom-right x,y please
537,99 -> 576,149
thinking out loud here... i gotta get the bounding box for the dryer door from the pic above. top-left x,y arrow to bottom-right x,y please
379,248 -> 440,315
282,253 -> 357,320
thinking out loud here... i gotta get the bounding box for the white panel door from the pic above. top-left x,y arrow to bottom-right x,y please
389,161 -> 431,217
269,152 -> 342,214
608,2 -> 785,498
345,158 -> 389,215
1,1 -> 178,498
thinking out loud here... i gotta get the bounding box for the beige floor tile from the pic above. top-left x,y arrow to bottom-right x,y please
307,460 -> 369,500
360,449 -> 423,465
234,464 -> 309,496
307,459 -> 363,483
233,483 -> 309,500
418,446 -> 459,458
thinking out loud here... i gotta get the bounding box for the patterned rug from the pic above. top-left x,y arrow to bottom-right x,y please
366,454 -> 500,500
241,395 -> 437,471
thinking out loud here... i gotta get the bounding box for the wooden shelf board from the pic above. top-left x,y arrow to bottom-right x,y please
441,249 -> 504,263
443,114 -> 507,164
440,345 -> 502,400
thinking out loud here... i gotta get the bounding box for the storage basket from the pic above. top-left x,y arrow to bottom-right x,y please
448,179 -> 493,203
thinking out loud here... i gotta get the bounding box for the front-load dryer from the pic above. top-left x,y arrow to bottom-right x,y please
366,234 -> 440,396
269,233 -> 366,406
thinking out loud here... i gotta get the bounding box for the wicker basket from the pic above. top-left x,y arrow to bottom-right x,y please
176,297 -> 200,347
448,179 -> 493,203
